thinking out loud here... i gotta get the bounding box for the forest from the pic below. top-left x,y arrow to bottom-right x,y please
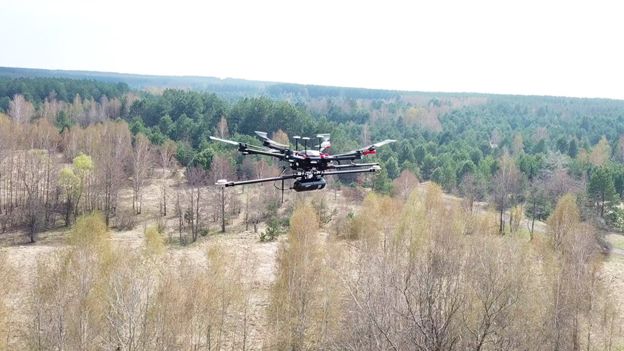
0,75 -> 623,350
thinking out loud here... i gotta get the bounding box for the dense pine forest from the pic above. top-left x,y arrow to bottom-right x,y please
0,72 -> 623,350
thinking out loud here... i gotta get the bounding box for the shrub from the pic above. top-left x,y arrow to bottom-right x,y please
260,217 -> 282,242
115,210 -> 137,231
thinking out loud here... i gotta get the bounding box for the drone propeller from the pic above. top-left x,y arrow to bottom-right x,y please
333,139 -> 397,158
316,134 -> 330,141
209,135 -> 290,160
255,131 -> 288,150
359,139 -> 397,155
370,139 -> 397,148
314,133 -> 331,151
209,136 -> 242,146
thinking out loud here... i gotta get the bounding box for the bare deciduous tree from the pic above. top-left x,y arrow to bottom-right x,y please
392,169 -> 419,200
491,153 -> 523,234
8,94 -> 34,124
186,167 -> 206,242
209,155 -> 235,233
132,133 -> 152,215
158,139 -> 177,216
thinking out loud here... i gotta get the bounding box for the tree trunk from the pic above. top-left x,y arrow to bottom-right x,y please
162,183 -> 167,216
221,187 -> 225,233
530,198 -> 537,239
44,151 -> 51,226
245,194 -> 249,231
176,192 -> 183,245
65,197 -> 72,226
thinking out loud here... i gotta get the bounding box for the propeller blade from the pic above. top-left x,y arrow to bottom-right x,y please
209,136 -> 241,146
371,139 -> 397,148
254,131 -> 269,139
334,139 -> 396,156
255,131 -> 288,149
316,133 -> 330,141
358,139 -> 395,156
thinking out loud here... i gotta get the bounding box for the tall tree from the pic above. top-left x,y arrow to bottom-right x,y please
95,121 -> 132,226
216,116 -> 229,138
72,153 -> 94,217
131,133 -> 152,214
22,150 -> 49,242
589,136 -> 611,167
209,155 -> 235,233
547,193 -> 580,250
158,139 -> 177,216
8,94 -> 34,123
491,153 -> 523,234
186,167 -> 206,242
587,166 -> 617,218
268,204 -> 334,349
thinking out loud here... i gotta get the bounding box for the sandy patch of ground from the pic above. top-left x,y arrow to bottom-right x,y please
607,233 -> 624,251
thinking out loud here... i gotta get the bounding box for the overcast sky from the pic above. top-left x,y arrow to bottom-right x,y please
1,0 -> 623,99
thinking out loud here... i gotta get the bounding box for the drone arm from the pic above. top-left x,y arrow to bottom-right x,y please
328,153 -> 363,161
321,166 -> 380,177
241,147 -> 287,160
331,139 -> 396,159
209,136 -> 287,159
217,173 -> 300,187
329,162 -> 379,169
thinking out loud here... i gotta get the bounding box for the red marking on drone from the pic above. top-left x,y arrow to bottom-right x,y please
362,149 -> 376,156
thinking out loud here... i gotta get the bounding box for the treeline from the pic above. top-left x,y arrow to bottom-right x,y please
0,77 -> 129,106
5,76 -> 624,233
0,67 -> 404,99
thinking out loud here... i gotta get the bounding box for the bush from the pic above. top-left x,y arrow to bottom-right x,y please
311,196 -> 336,226
260,217 -> 282,242
155,216 -> 167,234
144,226 -> 165,256
114,210 -> 137,231
342,186 -> 366,203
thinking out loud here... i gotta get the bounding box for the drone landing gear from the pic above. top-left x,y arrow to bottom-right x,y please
273,177 -> 287,204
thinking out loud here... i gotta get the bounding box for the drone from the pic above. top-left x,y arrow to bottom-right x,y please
209,131 -> 395,193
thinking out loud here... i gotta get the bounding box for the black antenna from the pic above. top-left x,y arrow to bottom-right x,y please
293,136 -> 300,150
279,166 -> 287,204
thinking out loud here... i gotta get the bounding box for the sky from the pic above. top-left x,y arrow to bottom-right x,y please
1,0 -> 623,99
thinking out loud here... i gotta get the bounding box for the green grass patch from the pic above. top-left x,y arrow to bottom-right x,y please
607,233 -> 624,250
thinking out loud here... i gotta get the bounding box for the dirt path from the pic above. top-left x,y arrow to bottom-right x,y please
612,248 -> 624,256
606,233 -> 624,256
